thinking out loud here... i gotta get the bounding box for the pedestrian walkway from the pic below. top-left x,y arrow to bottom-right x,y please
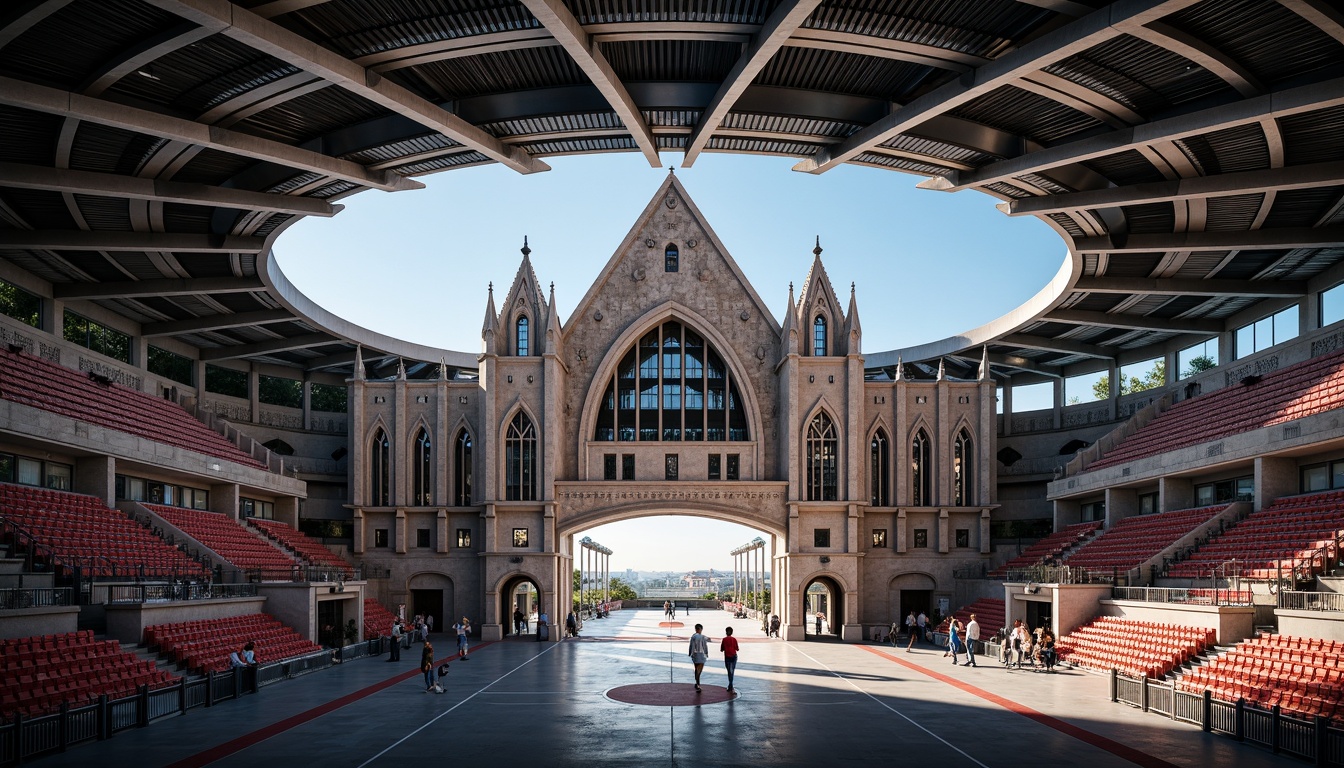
30,609 -> 1291,767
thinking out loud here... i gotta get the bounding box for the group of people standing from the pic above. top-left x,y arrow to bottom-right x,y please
1003,619 -> 1057,671
663,600 -> 689,618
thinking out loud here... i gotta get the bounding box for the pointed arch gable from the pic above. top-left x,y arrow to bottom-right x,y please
363,414 -> 391,445
578,301 -> 764,448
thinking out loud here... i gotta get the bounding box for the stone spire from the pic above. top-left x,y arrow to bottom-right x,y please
979,346 -> 991,381
396,357 -> 406,380
781,281 -> 799,355
544,281 -> 562,355
481,281 -> 498,355
936,358 -> 945,381
352,344 -> 365,380
893,356 -> 903,381
440,357 -> 450,381
843,281 -> 861,355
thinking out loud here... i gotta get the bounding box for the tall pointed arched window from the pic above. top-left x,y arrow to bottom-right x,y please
515,315 -> 529,356
954,429 -> 974,506
505,412 -> 537,501
413,428 -> 432,506
813,315 -> 827,356
806,412 -> 838,501
911,429 -> 932,507
592,320 -> 749,443
870,428 -> 889,507
454,429 -> 473,506
370,428 -> 390,506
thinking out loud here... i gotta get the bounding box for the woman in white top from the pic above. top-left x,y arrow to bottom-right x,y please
688,624 -> 710,692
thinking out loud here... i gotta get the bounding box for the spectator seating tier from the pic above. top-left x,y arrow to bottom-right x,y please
1090,348 -> 1344,470
0,348 -> 265,469
0,630 -> 178,719
989,521 -> 1102,577
249,518 -> 354,576
363,598 -> 398,641
1056,616 -> 1215,679
148,505 -> 300,580
144,613 -> 323,673
0,484 -> 207,578
1062,506 -> 1225,573
1176,634 -> 1344,725
935,598 -> 1006,639
1167,491 -> 1344,580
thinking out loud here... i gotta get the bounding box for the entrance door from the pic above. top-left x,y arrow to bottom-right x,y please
318,600 -> 343,647
1026,601 -> 1052,634
900,590 -> 931,626
411,589 -> 444,635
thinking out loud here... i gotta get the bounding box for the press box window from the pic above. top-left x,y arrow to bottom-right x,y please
814,528 -> 830,548
872,529 -> 887,548
955,529 -> 969,548
913,529 -> 928,548
603,454 -> 617,481
708,454 -> 721,480
374,529 -> 389,548
665,454 -> 678,481
417,529 -> 431,548
622,454 -> 635,480
456,529 -> 471,548
726,454 -> 739,481
513,528 -> 529,547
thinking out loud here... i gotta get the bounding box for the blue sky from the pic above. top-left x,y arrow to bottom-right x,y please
277,151 -> 1064,572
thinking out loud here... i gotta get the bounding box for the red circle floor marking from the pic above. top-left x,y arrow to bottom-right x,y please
606,683 -> 735,706
658,621 -> 684,628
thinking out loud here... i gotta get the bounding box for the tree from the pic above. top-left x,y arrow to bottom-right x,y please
1182,354 -> 1215,378
1092,359 -> 1166,399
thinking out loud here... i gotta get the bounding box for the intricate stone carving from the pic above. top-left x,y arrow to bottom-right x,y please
259,409 -> 303,429
632,267 -> 646,281
665,194 -> 677,209
1224,356 -> 1280,387
78,356 -> 142,391
202,399 -> 251,422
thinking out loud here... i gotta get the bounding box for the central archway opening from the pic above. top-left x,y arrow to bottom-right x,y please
565,514 -> 779,639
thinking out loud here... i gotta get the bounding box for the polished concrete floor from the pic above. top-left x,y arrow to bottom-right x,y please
34,608 -> 1292,767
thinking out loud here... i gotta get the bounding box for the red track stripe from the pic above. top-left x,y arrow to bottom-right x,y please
859,646 -> 1180,768
165,644 -> 495,768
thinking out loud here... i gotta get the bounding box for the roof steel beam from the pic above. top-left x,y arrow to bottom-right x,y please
142,309 -> 296,337
1044,309 -> 1222,334
1072,277 -> 1308,297
937,75 -> 1344,192
997,333 -> 1116,359
1074,227 -> 1344,253
785,28 -> 988,73
0,77 -> 419,193
794,0 -> 1202,174
356,30 -> 558,72
1278,0 -> 1344,46
1126,22 -> 1262,97
198,332 -> 334,362
0,230 -> 267,253
518,0 -> 660,167
144,0 -> 548,175
683,0 -> 825,166
1002,160 -> 1344,216
54,277 -> 265,300
0,161 -> 338,217
0,0 -> 75,50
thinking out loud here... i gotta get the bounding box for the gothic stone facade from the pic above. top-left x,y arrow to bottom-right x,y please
350,175 -> 997,642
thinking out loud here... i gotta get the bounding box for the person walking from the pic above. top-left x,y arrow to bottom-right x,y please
720,626 -> 739,692
904,610 -> 918,651
688,623 -> 709,692
814,611 -> 824,635
962,614 -> 980,667
453,617 -> 471,660
420,639 -> 441,693
565,610 -> 578,638
664,600 -> 671,619
388,618 -> 403,661
917,611 -> 929,643
537,610 -> 549,641
946,618 -> 963,665
513,608 -> 525,636
425,614 -> 434,635
768,614 -> 780,638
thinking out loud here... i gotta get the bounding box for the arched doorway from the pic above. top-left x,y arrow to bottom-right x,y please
407,572 -> 452,635
499,574 -> 541,638
803,576 -> 844,639
889,573 -> 936,631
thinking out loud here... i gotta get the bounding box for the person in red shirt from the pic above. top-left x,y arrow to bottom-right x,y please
720,626 -> 740,692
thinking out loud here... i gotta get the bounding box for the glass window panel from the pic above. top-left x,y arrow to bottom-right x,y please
17,457 -> 40,486
1323,283 -> 1344,327
1333,461 -> 1344,490
1234,324 -> 1254,359
1304,465 -> 1329,492
0,454 -> 12,483
46,462 -> 71,490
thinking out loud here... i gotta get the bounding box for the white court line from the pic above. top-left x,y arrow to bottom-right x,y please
789,644 -> 991,768
355,643 -> 558,768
